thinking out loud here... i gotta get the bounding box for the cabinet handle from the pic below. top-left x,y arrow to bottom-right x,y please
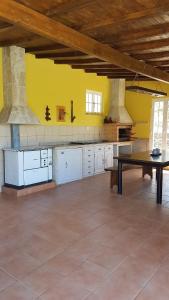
65,161 -> 68,168
61,152 -> 64,154
33,158 -> 39,160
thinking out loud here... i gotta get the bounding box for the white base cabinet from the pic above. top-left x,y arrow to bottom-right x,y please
104,144 -> 114,169
94,145 -> 105,174
55,148 -> 82,184
83,143 -> 114,177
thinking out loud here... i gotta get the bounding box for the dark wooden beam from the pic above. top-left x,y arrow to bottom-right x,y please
134,51 -> 169,61
149,60 -> 169,67
108,76 -> 154,81
97,72 -> 135,76
46,0 -> 93,17
0,34 -> 36,47
25,45 -> 69,53
71,63 -> 117,69
85,69 -> 133,74
107,22 -> 169,45
36,53 -> 88,59
54,58 -> 103,64
120,38 -> 169,52
1,0 -> 169,82
81,3 -> 169,32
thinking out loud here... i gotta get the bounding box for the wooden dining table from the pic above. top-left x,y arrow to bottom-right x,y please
114,151 -> 169,204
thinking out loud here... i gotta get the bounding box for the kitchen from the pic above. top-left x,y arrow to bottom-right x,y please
0,1 -> 169,299
0,46 -> 140,195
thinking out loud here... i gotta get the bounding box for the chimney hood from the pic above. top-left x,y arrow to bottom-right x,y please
0,46 -> 39,124
108,79 -> 133,124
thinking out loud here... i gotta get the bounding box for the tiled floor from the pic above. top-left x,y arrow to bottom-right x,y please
0,169 -> 169,299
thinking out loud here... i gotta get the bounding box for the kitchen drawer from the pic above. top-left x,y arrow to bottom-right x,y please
95,145 -> 104,152
24,167 -> 48,185
24,151 -> 40,170
83,166 -> 94,177
104,144 -> 113,152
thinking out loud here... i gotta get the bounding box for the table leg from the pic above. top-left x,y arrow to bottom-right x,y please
118,161 -> 122,194
156,166 -> 163,204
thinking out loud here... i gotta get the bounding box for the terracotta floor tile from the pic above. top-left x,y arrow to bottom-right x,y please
44,251 -> 84,276
22,265 -> 64,296
0,269 -> 16,292
20,234 -> 63,263
67,260 -> 109,292
88,244 -> 128,271
135,269 -> 169,299
0,282 -> 37,300
1,253 -> 41,280
38,279 -> 90,300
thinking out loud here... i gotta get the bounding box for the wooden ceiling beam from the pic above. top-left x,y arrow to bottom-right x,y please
36,52 -> 88,59
54,58 -> 103,64
0,1 -> 169,82
149,60 -> 169,66
71,64 -> 117,69
120,38 -> 169,52
85,69 -> 133,74
0,34 -> 36,47
25,45 -> 69,53
134,51 -> 169,61
108,22 -> 169,45
97,72 -> 134,76
46,0 -> 94,17
108,76 -> 154,81
81,3 -> 169,32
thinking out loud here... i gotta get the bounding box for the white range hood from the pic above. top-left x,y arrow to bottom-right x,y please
0,46 -> 39,124
108,79 -> 133,124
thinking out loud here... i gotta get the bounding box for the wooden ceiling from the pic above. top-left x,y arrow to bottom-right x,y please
1,1 -> 169,81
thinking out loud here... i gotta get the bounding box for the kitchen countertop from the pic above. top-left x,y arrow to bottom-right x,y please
3,140 -> 133,151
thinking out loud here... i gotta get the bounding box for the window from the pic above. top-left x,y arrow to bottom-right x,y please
151,99 -> 169,149
86,90 -> 102,114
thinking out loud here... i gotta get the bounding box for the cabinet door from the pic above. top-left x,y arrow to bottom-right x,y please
94,146 -> 105,174
56,148 -> 82,184
104,145 -> 113,168
56,150 -> 68,184
66,148 -> 82,181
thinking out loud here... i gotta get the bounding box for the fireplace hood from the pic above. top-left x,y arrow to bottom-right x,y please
0,46 -> 39,124
108,79 -> 133,124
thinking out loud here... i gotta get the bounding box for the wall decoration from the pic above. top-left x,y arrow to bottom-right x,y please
56,105 -> 66,122
45,105 -> 51,121
71,100 -> 76,123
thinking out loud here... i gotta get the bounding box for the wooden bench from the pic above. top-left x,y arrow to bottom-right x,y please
105,165 -> 153,189
105,166 -> 130,188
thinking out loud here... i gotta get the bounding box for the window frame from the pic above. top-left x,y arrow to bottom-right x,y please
150,98 -> 168,150
85,89 -> 103,115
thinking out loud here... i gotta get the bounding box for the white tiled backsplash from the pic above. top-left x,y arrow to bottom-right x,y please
19,125 -> 103,146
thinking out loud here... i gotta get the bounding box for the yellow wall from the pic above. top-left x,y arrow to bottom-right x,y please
1,47 -> 169,138
25,54 -> 110,126
125,81 -> 169,138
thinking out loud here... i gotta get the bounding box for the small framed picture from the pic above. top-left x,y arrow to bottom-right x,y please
56,106 -> 66,122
